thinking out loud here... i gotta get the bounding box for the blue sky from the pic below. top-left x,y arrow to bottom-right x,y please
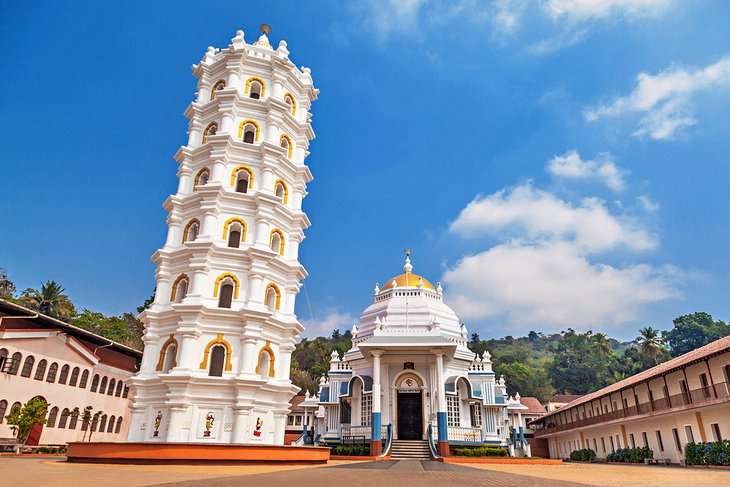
2,1 -> 729,340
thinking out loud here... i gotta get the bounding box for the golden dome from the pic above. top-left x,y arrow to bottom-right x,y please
381,273 -> 435,291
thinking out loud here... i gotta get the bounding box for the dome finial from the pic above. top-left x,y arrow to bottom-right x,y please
403,247 -> 413,274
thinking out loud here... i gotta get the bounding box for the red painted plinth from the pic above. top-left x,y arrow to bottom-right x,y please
66,442 -> 330,464
438,441 -> 449,457
370,440 -> 382,456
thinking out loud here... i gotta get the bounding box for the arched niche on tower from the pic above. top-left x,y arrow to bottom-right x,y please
156,335 -> 178,372
255,341 -> 276,378
199,334 -> 233,373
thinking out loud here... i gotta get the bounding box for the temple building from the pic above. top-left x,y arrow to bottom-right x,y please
127,27 -> 317,445
311,256 -> 514,458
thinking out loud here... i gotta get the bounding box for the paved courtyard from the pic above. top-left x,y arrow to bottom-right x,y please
2,457 -> 729,487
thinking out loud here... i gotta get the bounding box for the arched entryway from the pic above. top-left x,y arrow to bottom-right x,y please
393,372 -> 426,440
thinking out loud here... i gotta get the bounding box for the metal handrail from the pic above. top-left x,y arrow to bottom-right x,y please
379,424 -> 393,457
427,423 -> 440,459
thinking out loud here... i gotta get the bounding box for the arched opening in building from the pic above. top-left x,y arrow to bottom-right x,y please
227,222 -> 243,248
183,220 -> 200,243
242,123 -> 256,143
248,79 -> 263,99
208,345 -> 226,377
274,180 -> 288,204
265,284 -> 281,311
210,80 -> 226,100
218,281 -> 234,308
194,168 -> 210,190
202,122 -> 218,144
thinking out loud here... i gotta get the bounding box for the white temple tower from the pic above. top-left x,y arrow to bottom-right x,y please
127,26 -> 318,445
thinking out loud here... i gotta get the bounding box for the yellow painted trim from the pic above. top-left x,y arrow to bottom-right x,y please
213,272 -> 240,299
244,77 -> 266,98
264,283 -> 281,310
170,274 -> 189,302
199,333 -> 233,372
269,228 -> 285,256
193,168 -> 210,189
283,93 -> 297,116
237,119 -> 261,142
696,411 -> 707,442
274,179 -> 289,204
155,335 -> 178,371
230,165 -> 254,190
255,341 -> 276,378
202,122 -> 218,144
279,134 -> 293,159
182,219 -> 200,243
222,217 -> 247,242
210,80 -> 226,100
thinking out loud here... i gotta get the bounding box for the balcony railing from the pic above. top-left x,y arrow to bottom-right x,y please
341,424 -> 389,440
533,382 -> 730,436
448,426 -> 483,443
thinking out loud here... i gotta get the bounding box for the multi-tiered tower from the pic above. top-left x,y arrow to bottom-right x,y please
128,27 -> 317,445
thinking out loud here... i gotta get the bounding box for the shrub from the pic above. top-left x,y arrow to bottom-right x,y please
332,443 -> 370,456
451,445 -> 508,457
569,448 -> 596,462
685,441 -> 730,466
607,446 -> 653,463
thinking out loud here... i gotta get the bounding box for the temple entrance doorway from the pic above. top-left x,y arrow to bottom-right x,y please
397,391 -> 423,440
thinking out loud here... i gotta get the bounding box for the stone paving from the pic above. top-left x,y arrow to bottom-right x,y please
2,456 -> 729,487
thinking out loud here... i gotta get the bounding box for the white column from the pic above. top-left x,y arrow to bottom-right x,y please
178,168 -> 193,194
139,335 -> 161,374
211,159 -> 226,184
435,353 -> 446,413
126,406 -> 146,442
201,211 -> 217,238
240,337 -> 258,376
175,332 -> 199,371
255,218 -> 271,246
247,274 -> 264,305
232,407 -> 251,443
165,406 -> 189,442
221,112 -> 234,135
372,352 -> 382,415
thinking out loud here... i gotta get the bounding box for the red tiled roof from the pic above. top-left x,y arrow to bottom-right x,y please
542,334 -> 730,420
520,396 -> 547,414
0,299 -> 142,372
289,395 -> 306,412
549,394 -> 583,404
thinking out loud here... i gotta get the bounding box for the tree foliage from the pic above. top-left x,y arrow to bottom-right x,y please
663,312 -> 730,357
5,397 -> 48,444
72,309 -> 145,350
19,281 -> 76,320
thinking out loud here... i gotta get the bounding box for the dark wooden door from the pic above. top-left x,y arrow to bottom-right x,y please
397,392 -> 422,440
26,422 -> 43,446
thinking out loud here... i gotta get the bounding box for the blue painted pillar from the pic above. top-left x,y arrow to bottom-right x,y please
370,352 -> 382,456
436,353 -> 449,456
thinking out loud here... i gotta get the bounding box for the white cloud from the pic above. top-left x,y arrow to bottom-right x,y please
449,183 -> 656,252
301,309 -> 354,339
360,0 -> 428,40
442,241 -> 679,332
585,57 -> 730,140
547,150 -> 626,191
543,0 -> 671,21
637,195 -> 660,212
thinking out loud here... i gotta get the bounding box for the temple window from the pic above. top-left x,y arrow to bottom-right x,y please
209,345 -> 226,377
269,229 -> 284,256
447,395 -> 460,427
265,284 -> 281,311
183,220 -> 200,243
218,282 -> 234,308
202,122 -> 218,144
279,134 -> 293,159
171,274 -> 189,303
246,78 -> 265,99
238,120 -> 260,143
274,180 -> 288,204
284,93 -> 296,116
194,168 -> 210,190
227,222 -> 243,248
210,80 -> 226,100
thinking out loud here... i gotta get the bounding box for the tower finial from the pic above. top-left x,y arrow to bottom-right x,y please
260,23 -> 272,35
403,248 -> 413,274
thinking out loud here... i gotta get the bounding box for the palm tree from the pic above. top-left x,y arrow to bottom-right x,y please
637,326 -> 665,366
20,281 -> 76,320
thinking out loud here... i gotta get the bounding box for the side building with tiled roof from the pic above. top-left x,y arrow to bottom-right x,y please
0,299 -> 142,447
530,335 -> 730,463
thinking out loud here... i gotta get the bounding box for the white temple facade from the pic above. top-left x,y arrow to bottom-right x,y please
127,26 -> 317,445
312,256 -> 511,456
